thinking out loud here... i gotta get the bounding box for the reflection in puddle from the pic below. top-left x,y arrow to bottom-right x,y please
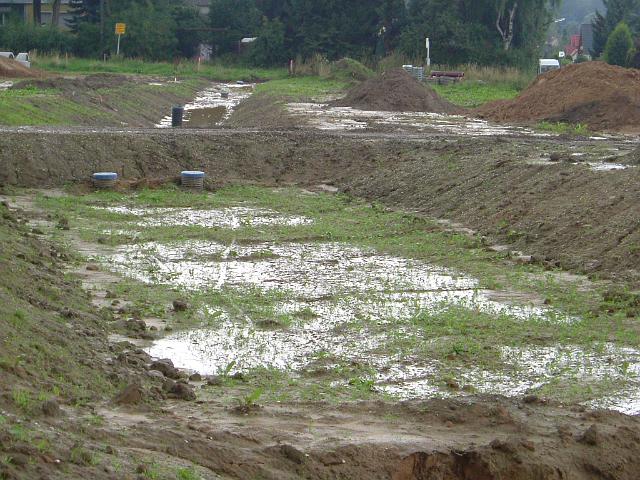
95,205 -> 312,229
156,83 -> 254,128
286,102 -> 555,137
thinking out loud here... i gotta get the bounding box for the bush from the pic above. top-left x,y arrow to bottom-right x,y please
249,18 -> 287,67
604,22 -> 634,67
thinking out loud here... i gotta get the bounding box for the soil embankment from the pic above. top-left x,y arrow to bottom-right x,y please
0,56 -> 46,78
1,74 -> 208,127
332,68 -> 461,113
1,129 -> 638,286
476,62 -> 640,133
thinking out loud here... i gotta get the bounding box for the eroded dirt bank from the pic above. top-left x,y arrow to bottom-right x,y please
1,129 -> 639,286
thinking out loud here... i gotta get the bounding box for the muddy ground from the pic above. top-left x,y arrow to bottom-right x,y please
1,79 -> 640,480
1,128 -> 638,286
2,192 -> 640,480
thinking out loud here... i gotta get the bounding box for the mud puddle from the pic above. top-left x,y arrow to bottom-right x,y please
82,202 -> 640,411
528,158 -> 635,172
95,205 -> 312,228
100,232 -> 640,413
156,83 -> 254,128
286,102 -> 555,137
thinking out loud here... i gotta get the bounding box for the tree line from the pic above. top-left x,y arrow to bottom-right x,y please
214,0 -> 560,67
591,0 -> 640,66
1,0 -> 563,67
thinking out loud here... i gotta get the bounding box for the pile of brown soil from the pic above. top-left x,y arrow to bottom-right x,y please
332,68 -> 460,114
476,62 -> 640,133
0,56 -> 44,78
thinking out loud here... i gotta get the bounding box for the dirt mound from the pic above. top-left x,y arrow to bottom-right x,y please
476,62 -> 640,133
0,56 -> 44,78
332,68 -> 461,113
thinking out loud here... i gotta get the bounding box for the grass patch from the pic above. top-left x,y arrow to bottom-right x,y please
432,81 -> 520,108
32,54 -> 288,81
535,121 -> 590,136
0,78 -> 206,126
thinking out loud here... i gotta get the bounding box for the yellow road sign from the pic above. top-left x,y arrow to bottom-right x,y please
115,23 -> 126,35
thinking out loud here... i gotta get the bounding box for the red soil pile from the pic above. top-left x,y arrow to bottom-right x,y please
476,61 -> 640,133
0,56 -> 44,78
332,68 -> 461,114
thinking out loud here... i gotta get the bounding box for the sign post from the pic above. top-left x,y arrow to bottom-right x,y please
115,23 -> 126,56
425,37 -> 431,67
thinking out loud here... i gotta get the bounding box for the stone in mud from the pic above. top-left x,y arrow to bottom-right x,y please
189,373 -> 202,382
205,375 -> 223,386
114,383 -> 144,405
150,359 -> 180,379
580,424 -> 599,446
56,217 -> 70,230
281,444 -> 306,464
167,382 -> 196,401
147,369 -> 164,380
41,399 -> 61,417
125,319 -> 147,333
86,263 -> 100,271
172,299 -> 188,312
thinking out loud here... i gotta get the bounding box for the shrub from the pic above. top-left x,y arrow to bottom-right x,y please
0,20 -> 73,54
604,22 -> 634,67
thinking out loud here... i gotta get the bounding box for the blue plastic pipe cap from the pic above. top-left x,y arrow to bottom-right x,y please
92,172 -> 118,180
181,171 -> 205,178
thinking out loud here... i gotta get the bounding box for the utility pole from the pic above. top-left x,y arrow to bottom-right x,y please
100,0 -> 105,59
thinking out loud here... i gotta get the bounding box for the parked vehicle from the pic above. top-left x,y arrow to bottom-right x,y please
15,53 -> 30,68
538,59 -> 560,75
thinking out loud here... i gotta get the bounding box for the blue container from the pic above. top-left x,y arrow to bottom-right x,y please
92,172 -> 118,189
181,171 -> 205,189
172,105 -> 184,127
92,172 -> 118,181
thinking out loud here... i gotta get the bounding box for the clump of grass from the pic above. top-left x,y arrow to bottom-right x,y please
11,389 -> 33,413
536,121 -> 590,136
176,467 -> 200,480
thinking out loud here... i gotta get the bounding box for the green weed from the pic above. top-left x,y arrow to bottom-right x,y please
536,121 -> 590,136
176,467 -> 200,480
11,389 -> 33,413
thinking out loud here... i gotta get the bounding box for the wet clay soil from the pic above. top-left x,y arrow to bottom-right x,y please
2,195 -> 640,480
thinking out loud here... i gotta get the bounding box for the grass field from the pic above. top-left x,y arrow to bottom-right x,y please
32,54 -> 289,81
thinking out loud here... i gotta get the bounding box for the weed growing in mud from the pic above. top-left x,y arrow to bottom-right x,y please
536,121 -> 590,136
176,467 -> 200,480
11,389 -> 33,414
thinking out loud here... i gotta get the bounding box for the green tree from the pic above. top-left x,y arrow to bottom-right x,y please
210,0 -> 261,55
249,17 -> 288,66
604,21 -> 634,65
592,0 -> 640,57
